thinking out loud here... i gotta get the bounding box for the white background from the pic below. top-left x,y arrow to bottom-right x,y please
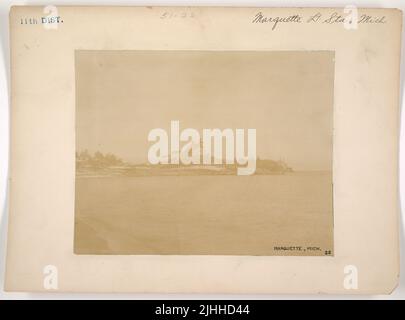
0,0 -> 404,300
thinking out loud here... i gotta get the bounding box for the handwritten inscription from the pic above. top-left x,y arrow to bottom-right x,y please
252,12 -> 302,30
252,11 -> 387,30
160,10 -> 195,20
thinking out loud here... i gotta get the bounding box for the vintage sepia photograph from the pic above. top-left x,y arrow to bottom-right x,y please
3,4 -> 403,298
74,50 -> 334,255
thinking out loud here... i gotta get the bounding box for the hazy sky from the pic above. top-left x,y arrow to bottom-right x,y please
76,50 -> 334,170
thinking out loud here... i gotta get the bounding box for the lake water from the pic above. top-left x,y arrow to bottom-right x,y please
74,172 -> 333,255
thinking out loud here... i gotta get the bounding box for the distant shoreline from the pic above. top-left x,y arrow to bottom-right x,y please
76,169 -> 331,179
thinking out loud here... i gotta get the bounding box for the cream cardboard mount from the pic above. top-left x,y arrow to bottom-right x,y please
5,6 -> 402,294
